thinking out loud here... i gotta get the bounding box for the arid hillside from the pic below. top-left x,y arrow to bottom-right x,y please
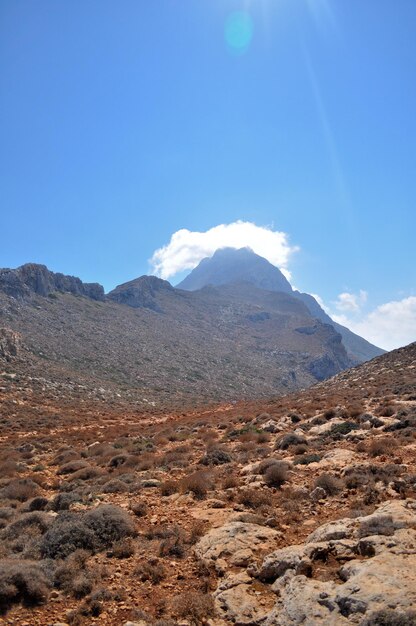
0,342 -> 415,625
0,263 -> 355,409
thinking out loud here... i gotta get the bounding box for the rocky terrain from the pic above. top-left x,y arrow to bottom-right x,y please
177,248 -> 384,364
0,342 -> 415,626
0,252 -> 384,412
0,262 -> 359,409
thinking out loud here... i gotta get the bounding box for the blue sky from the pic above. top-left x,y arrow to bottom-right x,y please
1,1 -> 415,349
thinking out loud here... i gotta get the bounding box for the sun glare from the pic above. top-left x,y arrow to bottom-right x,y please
224,11 -> 254,54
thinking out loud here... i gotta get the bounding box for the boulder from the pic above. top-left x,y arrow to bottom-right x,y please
214,574 -> 275,625
257,499 -> 416,625
194,522 -> 279,568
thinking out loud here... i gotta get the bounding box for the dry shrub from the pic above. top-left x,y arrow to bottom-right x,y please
180,471 -> 211,500
200,447 -> 232,466
2,478 -> 39,502
264,462 -> 290,488
314,473 -> 344,496
135,560 -> 166,584
160,479 -> 179,496
51,449 -> 80,466
2,511 -> 51,542
258,457 -> 283,475
68,466 -> 102,481
376,404 -> 396,418
222,474 -> 240,489
0,560 -> 50,612
130,501 -> 148,517
21,496 -> 49,512
368,437 -> 398,457
276,433 -> 306,450
0,459 -> 18,477
101,478 -> 128,493
57,460 -> 89,475
84,504 -> 136,548
256,432 -> 270,444
54,549 -> 92,597
159,526 -> 186,558
109,537 -> 135,558
361,609 -> 416,626
237,488 -> 272,510
136,452 -> 156,472
41,505 -> 135,559
40,516 -> 96,559
188,520 -> 207,545
172,591 -> 215,624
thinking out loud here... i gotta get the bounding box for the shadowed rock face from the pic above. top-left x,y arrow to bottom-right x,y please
0,264 -> 105,301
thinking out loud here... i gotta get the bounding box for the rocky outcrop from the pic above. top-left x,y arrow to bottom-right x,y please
0,264 -> 105,301
194,521 -> 279,573
247,500 -> 416,626
214,572 -> 275,625
0,328 -> 20,360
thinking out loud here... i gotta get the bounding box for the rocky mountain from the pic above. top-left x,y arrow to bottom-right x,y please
0,263 -> 105,301
177,248 -> 384,363
177,247 -> 293,293
0,261 -> 356,408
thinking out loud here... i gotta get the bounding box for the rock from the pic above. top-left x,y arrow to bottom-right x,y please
0,263 -> 104,301
306,518 -> 354,543
0,328 -> 20,360
310,487 -> 326,502
194,521 -> 279,567
257,499 -> 416,625
230,548 -> 253,567
308,420 -> 342,435
214,574 -> 275,625
257,545 -> 312,582
262,419 -> 280,433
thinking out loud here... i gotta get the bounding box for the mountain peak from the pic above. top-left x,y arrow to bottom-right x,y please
176,247 -> 293,293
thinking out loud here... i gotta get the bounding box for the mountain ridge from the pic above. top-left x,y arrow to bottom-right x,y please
177,247 -> 384,363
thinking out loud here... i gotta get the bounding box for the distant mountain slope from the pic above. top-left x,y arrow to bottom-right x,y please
295,291 -> 384,362
0,263 -> 353,408
177,248 -> 384,363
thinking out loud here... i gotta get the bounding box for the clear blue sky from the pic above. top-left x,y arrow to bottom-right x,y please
1,0 -> 415,309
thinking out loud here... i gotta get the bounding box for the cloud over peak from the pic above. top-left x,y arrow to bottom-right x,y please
150,221 -> 299,280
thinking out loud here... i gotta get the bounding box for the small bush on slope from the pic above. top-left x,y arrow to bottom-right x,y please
361,609 -> 416,626
0,560 -> 50,613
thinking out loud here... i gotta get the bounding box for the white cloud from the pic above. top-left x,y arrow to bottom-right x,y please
334,290 -> 368,312
332,296 -> 416,351
150,220 -> 299,280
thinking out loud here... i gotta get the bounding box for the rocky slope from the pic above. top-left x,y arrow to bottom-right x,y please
177,248 -> 385,364
0,341 -> 414,625
0,263 -> 355,408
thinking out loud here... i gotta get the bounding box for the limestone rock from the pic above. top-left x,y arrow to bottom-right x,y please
214,574 -> 275,625
258,499 -> 416,625
194,521 -> 279,567
257,545 -> 311,582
